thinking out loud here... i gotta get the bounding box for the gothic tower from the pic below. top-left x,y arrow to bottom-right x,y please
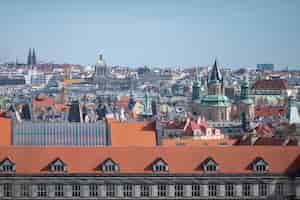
32,48 -> 36,65
198,59 -> 231,121
27,48 -> 32,65
207,59 -> 224,96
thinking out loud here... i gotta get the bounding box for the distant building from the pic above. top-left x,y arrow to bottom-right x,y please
256,64 -> 274,71
27,48 -> 37,66
251,79 -> 290,105
94,54 -> 136,91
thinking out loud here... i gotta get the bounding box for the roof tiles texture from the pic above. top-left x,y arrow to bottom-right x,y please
0,146 -> 299,174
110,121 -> 157,146
252,79 -> 288,90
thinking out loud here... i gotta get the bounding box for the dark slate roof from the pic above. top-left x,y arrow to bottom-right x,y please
209,60 -> 223,83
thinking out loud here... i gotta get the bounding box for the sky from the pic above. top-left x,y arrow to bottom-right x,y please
0,0 -> 299,68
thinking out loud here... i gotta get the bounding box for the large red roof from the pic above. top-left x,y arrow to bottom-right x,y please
110,121 -> 157,146
252,79 -> 288,90
0,146 -> 299,174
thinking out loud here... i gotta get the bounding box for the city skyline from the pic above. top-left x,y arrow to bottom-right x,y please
0,0 -> 300,67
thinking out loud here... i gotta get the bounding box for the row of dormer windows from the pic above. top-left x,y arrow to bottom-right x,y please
0,157 -> 269,173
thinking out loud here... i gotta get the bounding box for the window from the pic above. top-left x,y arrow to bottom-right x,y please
123,184 -> 133,197
242,183 -> 251,196
225,184 -> 235,196
50,159 -> 67,172
158,184 -> 167,197
208,184 -> 217,196
192,184 -> 202,197
140,185 -> 150,197
276,183 -> 284,196
203,158 -> 218,172
253,159 -> 268,173
72,185 -> 81,197
153,159 -> 169,172
20,184 -> 30,197
102,159 -> 119,172
0,159 -> 15,172
106,184 -> 116,197
37,184 -> 47,197
54,184 -> 64,197
258,183 -> 268,196
3,183 -> 12,197
89,184 -> 98,197
175,184 -> 184,197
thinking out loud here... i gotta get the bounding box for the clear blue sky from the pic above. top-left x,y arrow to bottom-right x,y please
0,0 -> 299,67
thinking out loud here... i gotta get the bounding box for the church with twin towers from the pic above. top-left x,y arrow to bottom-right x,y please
27,48 -> 37,65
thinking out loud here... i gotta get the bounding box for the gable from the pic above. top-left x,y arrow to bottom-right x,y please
251,157 -> 269,172
100,158 -> 119,172
152,158 -> 169,172
0,158 -> 15,172
49,158 -> 67,172
201,157 -> 219,171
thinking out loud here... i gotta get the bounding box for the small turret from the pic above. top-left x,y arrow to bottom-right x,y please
192,73 -> 201,101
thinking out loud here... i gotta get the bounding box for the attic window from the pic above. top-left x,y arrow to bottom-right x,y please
0,158 -> 15,172
153,159 -> 169,172
203,158 -> 218,172
253,159 -> 268,173
50,159 -> 67,172
102,159 -> 119,172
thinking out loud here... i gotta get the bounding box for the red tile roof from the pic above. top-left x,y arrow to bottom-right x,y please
234,136 -> 298,146
0,117 -> 12,146
255,106 -> 286,118
162,137 -> 236,146
110,121 -> 157,146
251,79 -> 288,90
0,146 -> 299,174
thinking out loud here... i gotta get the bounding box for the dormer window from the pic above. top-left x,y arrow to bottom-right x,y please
152,159 -> 169,172
252,158 -> 268,173
50,159 -> 67,172
101,158 -> 119,172
202,158 -> 218,172
0,158 -> 15,172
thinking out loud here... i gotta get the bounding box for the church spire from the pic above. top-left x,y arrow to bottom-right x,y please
32,48 -> 36,65
209,59 -> 222,84
27,48 -> 32,65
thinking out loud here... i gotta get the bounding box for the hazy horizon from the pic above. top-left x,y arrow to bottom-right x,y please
1,0 -> 300,67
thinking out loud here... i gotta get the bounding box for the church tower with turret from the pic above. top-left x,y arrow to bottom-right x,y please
194,59 -> 231,121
